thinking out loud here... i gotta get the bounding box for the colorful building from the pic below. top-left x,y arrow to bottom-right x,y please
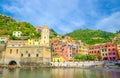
88,44 -> 101,60
101,42 -> 118,60
52,56 -> 65,62
27,39 -> 41,45
62,43 -> 78,61
62,43 -> 69,61
76,40 -> 88,55
117,45 -> 120,59
88,42 -> 119,60
51,40 -> 62,55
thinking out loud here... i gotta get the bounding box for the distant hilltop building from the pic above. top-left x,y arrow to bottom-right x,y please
13,31 -> 22,37
40,25 -> 50,47
36,26 -> 42,32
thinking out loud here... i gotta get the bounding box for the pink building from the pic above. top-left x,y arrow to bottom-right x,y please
62,44 -> 69,61
62,43 -> 78,61
52,40 -> 78,61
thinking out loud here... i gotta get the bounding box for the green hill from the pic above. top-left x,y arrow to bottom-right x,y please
113,32 -> 120,44
66,29 -> 115,45
0,14 -> 57,40
0,14 -> 39,39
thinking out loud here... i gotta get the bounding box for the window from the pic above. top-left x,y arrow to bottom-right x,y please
112,48 -> 115,51
21,54 -> 23,57
28,53 -> 30,57
10,49 -> 12,54
105,53 -> 107,56
36,54 -> 39,57
105,49 -> 107,52
16,49 -> 18,54
102,49 -> 104,52
102,54 -> 104,56
105,45 -> 107,47
98,50 -> 100,53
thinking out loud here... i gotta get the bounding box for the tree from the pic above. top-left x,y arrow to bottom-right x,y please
88,55 -> 96,60
97,54 -> 102,60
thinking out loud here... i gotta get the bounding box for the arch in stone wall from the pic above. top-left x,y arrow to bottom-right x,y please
8,60 -> 17,65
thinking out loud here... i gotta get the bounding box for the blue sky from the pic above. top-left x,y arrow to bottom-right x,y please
0,0 -> 120,34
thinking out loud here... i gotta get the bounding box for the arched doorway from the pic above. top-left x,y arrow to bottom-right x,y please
9,60 -> 17,65
103,57 -> 108,60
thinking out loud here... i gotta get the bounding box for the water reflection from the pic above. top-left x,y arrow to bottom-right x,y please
0,67 -> 120,78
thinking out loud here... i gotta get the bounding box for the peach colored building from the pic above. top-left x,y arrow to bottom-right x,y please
88,44 -> 101,60
5,40 -> 25,66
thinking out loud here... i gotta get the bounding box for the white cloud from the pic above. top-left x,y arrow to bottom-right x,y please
2,0 -> 119,34
95,12 -> 120,33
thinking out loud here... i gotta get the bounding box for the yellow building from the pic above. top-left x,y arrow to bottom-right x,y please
20,46 -> 51,63
117,45 -> 120,58
77,40 -> 88,55
27,39 -> 41,45
52,56 -> 65,62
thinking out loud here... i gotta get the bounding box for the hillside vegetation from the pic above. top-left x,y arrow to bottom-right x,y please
66,29 -> 115,45
0,14 -> 57,40
0,14 -> 117,45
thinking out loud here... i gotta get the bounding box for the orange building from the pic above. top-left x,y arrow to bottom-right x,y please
51,40 -> 62,55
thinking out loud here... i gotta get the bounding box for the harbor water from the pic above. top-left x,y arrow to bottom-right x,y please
0,67 -> 120,78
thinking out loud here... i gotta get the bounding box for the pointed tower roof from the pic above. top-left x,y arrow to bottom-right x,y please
42,25 -> 49,29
